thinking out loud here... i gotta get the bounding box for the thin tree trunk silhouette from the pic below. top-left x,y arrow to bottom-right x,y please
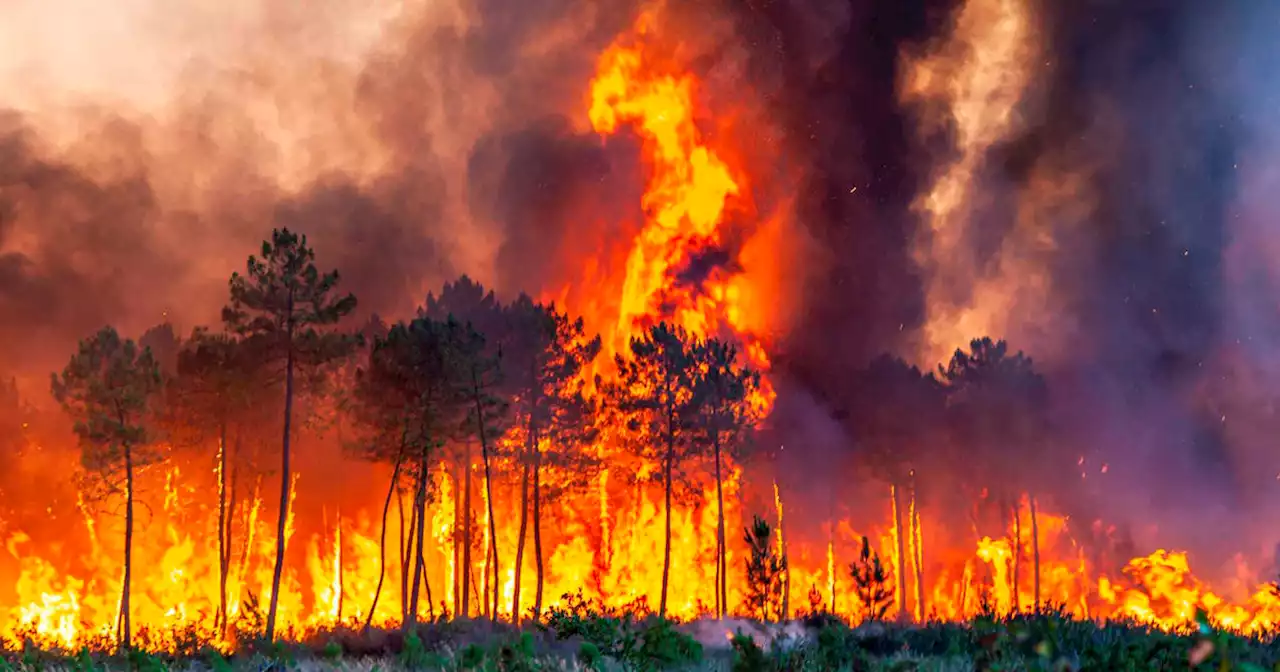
265,293 -> 295,642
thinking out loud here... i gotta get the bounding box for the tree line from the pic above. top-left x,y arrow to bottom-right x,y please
47,228 -> 764,648
40,226 -> 1071,648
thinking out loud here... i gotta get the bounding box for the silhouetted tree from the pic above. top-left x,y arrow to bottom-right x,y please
170,328 -> 264,635
503,295 -> 601,621
51,326 -> 162,650
690,339 -> 761,619
849,354 -> 945,620
603,322 -> 701,618
942,337 -> 1049,611
222,228 -> 359,640
140,322 -> 181,376
850,535 -> 894,622
743,515 -> 786,622
421,275 -> 504,618
453,320 -> 508,622
352,317 -> 469,628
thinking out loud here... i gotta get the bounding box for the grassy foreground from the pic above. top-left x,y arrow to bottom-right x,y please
5,606 -> 1280,671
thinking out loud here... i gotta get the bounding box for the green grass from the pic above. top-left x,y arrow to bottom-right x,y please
4,607 -> 1280,671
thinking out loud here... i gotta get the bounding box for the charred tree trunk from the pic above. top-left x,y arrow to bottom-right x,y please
407,451 -> 430,628
1011,498 -> 1021,613
660,431 -> 674,619
337,511 -> 344,623
472,372 -> 500,622
453,463 -> 462,617
399,486 -> 409,615
215,422 -> 230,635
512,435 -> 532,624
365,453 -> 404,630
891,483 -> 908,621
120,437 -> 135,651
223,432 -> 239,634
911,482 -> 924,621
714,435 -> 727,619
265,296 -> 295,643
532,446 -> 545,616
1030,494 -> 1041,613
419,504 -> 435,621
462,441 -> 473,618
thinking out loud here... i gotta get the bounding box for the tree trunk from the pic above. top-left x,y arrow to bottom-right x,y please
1030,495 -> 1041,613
420,503 -> 435,621
336,510 -> 344,623
462,441 -> 473,618
365,454 -> 404,630
533,447 -> 545,616
121,439 -> 135,651
660,434 -> 674,619
911,485 -> 925,621
398,485 -> 409,616
452,463 -> 462,617
216,422 -> 230,636
512,458 -> 531,624
224,432 -> 239,634
407,453 -> 430,628
265,303 -> 296,642
714,436 -> 727,619
891,483 -> 908,620
1011,498 -> 1021,613
473,375 -> 500,622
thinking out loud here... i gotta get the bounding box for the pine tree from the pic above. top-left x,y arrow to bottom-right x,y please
602,322 -> 700,618
850,535 -> 894,622
504,295 -> 601,621
742,515 -> 786,622
352,317 -> 469,629
51,326 -> 163,650
690,339 -> 761,619
222,228 -> 359,640
171,328 -> 262,636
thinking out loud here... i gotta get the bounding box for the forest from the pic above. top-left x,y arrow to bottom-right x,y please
17,224 -> 1107,654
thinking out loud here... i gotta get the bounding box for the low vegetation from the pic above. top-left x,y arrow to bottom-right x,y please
2,603 -> 1279,671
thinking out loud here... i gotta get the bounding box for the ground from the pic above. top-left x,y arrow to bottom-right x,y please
5,610 -> 1280,671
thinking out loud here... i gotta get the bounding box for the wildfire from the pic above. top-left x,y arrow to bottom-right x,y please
1,1 -> 1279,655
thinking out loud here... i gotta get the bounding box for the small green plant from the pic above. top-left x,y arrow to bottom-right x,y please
577,641 -> 603,671
399,631 -> 429,670
850,535 -> 893,622
743,515 -> 787,622
730,631 -> 769,672
321,640 -> 342,661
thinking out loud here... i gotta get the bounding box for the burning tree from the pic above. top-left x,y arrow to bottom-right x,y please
50,326 -> 163,650
743,515 -> 786,622
454,318 -> 509,622
848,354 -> 945,621
170,328 -> 265,635
690,339 -> 762,619
603,322 -> 701,619
503,294 -> 602,621
942,337 -> 1050,612
352,316 -> 471,628
422,276 -> 505,619
222,228 -> 359,641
